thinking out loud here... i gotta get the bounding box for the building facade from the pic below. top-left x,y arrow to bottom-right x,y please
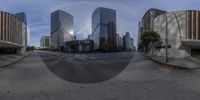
15,12 -> 28,51
119,37 -> 123,49
0,11 -> 27,54
15,12 -> 27,25
153,10 -> 200,58
92,7 -> 117,50
116,34 -> 124,50
63,40 -> 94,53
137,21 -> 143,47
131,38 -> 135,50
138,8 -> 166,47
88,34 -> 92,40
51,10 -> 74,50
123,32 -> 133,50
40,36 -> 50,48
116,34 -> 119,48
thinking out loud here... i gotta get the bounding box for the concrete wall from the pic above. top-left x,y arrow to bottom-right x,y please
154,11 -> 190,58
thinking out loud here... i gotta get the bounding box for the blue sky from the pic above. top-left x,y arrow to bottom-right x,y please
1,0 -> 200,47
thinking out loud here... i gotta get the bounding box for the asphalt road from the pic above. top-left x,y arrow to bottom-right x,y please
38,51 -> 134,83
0,51 -> 200,100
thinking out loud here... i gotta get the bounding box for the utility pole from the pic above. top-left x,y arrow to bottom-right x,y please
163,14 -> 168,62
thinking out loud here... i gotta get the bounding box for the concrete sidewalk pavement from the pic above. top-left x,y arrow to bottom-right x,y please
149,56 -> 200,70
0,52 -> 32,68
115,52 -> 171,83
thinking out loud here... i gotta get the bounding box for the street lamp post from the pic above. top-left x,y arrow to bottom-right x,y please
163,14 -> 168,62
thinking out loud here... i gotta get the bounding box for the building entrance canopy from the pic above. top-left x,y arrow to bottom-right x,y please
0,41 -> 23,48
181,39 -> 200,47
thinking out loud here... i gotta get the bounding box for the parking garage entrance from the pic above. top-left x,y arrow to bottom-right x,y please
0,48 -> 18,54
191,47 -> 200,56
181,40 -> 200,56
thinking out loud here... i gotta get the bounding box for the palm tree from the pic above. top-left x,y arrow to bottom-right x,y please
140,31 -> 161,55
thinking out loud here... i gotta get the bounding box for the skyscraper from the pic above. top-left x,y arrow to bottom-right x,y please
51,10 -> 74,50
92,7 -> 117,50
123,32 -> 132,50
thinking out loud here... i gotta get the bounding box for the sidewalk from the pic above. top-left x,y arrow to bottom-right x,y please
0,52 -> 32,68
148,55 -> 200,70
115,52 -> 171,83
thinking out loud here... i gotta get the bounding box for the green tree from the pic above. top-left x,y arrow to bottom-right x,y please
140,31 -> 160,55
26,45 -> 31,51
47,45 -> 55,51
99,43 -> 109,52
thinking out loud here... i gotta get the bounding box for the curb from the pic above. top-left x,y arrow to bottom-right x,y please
148,57 -> 191,70
0,52 -> 32,68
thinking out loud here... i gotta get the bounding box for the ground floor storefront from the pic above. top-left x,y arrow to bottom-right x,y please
0,41 -> 25,54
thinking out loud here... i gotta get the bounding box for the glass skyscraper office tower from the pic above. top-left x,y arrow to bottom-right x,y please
92,7 -> 117,50
51,10 -> 74,50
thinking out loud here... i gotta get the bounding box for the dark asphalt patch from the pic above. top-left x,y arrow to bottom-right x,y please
38,52 -> 133,84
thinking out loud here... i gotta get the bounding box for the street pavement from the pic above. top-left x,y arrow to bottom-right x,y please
0,51 -> 200,100
38,51 -> 134,83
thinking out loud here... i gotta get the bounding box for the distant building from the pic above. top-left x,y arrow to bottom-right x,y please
27,26 -> 30,46
123,32 -> 133,50
63,40 -> 94,53
142,8 -> 166,32
153,10 -> 200,58
131,38 -> 135,51
0,11 -> 27,54
116,34 -> 119,48
92,7 -> 117,50
116,34 -> 123,50
138,8 -> 166,47
40,36 -> 50,48
119,37 -> 123,48
88,34 -> 92,40
51,10 -> 74,50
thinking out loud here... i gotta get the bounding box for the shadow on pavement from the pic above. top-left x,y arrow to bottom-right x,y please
38,51 -> 134,84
